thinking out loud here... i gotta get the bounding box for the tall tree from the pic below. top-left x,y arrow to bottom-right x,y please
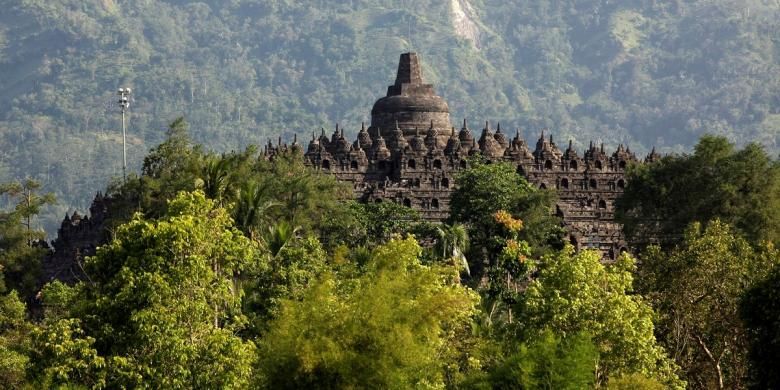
242,235 -> 328,334
483,210 -> 534,327
617,136 -> 780,247
741,264 -> 780,389
33,191 -> 259,388
255,236 -> 480,389
138,117 -> 204,217
476,330 -> 599,390
516,246 -> 684,388
0,179 -> 55,300
638,220 -> 778,389
0,290 -> 32,388
449,159 -> 563,278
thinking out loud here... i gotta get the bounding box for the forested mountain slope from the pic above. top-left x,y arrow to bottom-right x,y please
0,0 -> 778,232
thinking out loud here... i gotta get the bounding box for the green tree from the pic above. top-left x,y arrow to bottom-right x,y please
480,330 -> 598,390
232,179 -> 279,240
245,154 -> 351,235
432,222 -> 470,273
28,318 -> 105,388
638,220 -> 777,389
0,178 -> 55,300
607,373 -> 666,390
34,191 -> 258,388
617,136 -> 780,247
242,235 -> 328,334
516,245 -> 683,388
449,160 -> 563,278
138,117 -> 204,217
320,200 -> 423,248
0,290 -> 32,389
483,210 -> 534,327
255,236 -> 480,389
741,263 -> 780,389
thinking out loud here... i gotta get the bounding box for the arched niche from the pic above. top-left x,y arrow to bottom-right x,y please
561,178 -> 569,189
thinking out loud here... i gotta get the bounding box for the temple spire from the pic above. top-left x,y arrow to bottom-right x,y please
394,52 -> 423,86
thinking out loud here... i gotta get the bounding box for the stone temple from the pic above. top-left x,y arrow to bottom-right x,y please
290,52 -> 661,258
46,52 -> 661,284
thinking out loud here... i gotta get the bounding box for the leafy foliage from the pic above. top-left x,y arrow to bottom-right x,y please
242,236 -> 329,334
479,330 -> 598,390
256,236 -> 480,389
617,135 -> 780,247
638,220 -> 778,389
516,246 -> 684,388
28,318 -> 105,388
741,263 -> 780,389
9,128 -> 775,387
0,291 -> 32,389
449,159 -> 563,277
33,191 -> 259,388
0,179 -> 55,299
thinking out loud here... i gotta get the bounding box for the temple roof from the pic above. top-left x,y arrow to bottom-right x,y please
370,53 -> 451,139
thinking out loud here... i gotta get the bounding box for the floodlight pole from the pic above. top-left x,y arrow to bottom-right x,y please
118,87 -> 131,182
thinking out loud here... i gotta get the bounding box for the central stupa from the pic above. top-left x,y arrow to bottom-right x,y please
370,53 -> 451,140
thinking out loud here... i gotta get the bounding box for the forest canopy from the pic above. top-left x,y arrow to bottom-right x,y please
2,123 -> 780,388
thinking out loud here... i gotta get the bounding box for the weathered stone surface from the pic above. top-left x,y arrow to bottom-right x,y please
42,192 -> 113,284
371,53 -> 451,141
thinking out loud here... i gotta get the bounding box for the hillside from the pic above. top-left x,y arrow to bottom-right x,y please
0,0 -> 778,231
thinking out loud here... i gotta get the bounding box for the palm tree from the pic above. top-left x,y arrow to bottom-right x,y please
263,220 -> 301,257
233,180 -> 279,240
434,223 -> 470,276
201,155 -> 231,206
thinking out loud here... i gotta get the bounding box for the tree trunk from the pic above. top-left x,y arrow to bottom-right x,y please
696,335 -> 724,389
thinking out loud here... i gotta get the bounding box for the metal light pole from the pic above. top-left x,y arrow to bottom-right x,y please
118,87 -> 131,182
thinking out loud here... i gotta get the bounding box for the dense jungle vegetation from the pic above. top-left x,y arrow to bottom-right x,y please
1,121 -> 779,388
0,0 -> 778,232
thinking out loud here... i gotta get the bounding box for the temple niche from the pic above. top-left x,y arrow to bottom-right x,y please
292,52 -> 657,258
